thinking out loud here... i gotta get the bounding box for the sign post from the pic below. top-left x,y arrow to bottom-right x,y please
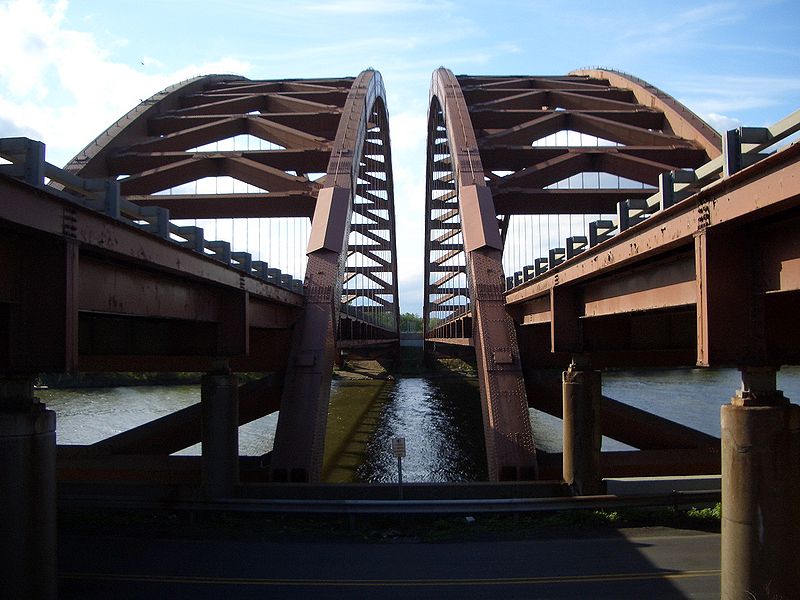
391,436 -> 406,500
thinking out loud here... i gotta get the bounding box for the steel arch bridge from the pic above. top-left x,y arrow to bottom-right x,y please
4,63 -> 800,600
1,70 -> 400,484
423,68 -> 726,481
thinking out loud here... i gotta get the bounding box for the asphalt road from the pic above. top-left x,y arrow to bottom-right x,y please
59,527 -> 719,599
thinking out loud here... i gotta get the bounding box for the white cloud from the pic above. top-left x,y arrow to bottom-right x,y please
388,110 -> 427,313
389,112 -> 427,153
0,0 -> 70,99
675,75 -> 800,125
703,112 -> 742,133
0,0 -> 251,166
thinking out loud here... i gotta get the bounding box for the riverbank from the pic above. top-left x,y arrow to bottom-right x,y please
334,347 -> 476,380
39,371 -> 203,388
38,347 -> 474,389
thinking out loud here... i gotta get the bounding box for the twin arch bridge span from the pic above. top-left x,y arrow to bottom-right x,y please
1,66 -> 800,598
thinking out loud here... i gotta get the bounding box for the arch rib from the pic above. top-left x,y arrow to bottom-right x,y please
427,68 -> 537,481
61,68 -> 398,483
570,68 -> 722,159
64,74 -> 247,177
270,70 -> 398,482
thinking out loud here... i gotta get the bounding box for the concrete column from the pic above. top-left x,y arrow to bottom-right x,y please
201,369 -> 239,498
721,367 -> 800,599
0,376 -> 56,600
562,361 -> 603,495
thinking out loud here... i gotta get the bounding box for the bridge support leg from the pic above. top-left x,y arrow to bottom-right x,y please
271,250 -> 340,483
0,376 -> 56,600
562,361 -> 603,495
469,249 -> 537,481
201,368 -> 239,498
721,367 -> 800,599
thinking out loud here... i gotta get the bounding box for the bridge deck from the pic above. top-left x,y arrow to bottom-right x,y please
0,174 -> 303,373
506,140 -> 800,368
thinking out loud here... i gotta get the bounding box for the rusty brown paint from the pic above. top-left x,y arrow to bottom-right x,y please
569,68 -> 722,159
427,68 -> 537,481
271,70 -> 400,483
503,141 -> 800,366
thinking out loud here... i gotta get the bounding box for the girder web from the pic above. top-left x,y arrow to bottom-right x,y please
64,75 -> 358,290
339,104 -> 400,337
454,73 -> 719,290
423,100 -> 470,339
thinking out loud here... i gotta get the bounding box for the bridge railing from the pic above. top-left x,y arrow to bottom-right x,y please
0,137 -> 303,294
504,108 -> 800,292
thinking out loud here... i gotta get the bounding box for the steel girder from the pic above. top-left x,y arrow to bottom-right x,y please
66,74 -> 347,218
425,68 -> 538,482
64,71 -> 400,351
462,71 -> 719,236
424,69 -> 720,342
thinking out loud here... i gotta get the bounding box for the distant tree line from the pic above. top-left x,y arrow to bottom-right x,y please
400,312 -> 423,333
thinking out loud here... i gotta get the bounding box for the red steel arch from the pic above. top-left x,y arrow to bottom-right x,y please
423,67 -> 721,481
271,70 -> 401,482
570,68 -> 722,159
64,70 -> 400,482
425,68 -> 538,482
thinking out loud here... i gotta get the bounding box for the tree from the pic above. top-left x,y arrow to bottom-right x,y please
399,312 -> 423,333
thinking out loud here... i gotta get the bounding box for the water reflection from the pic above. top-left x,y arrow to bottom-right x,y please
325,378 -> 488,483
41,386 -> 198,445
42,367 -> 800,483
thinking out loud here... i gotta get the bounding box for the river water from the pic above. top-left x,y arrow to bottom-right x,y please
41,367 -> 800,483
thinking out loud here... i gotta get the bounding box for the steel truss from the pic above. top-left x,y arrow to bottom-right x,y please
61,71 -> 399,482
423,67 -> 722,481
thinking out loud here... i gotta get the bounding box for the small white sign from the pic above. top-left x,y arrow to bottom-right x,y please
391,436 -> 406,458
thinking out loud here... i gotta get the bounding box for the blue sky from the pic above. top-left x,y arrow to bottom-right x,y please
1,0 -> 798,314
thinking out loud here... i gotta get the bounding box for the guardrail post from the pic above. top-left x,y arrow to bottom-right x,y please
23,139 -> 46,186
588,220 -> 614,247
658,172 -> 675,210
104,179 -> 121,219
722,129 -> 742,177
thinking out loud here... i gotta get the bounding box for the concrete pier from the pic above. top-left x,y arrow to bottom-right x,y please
201,370 -> 239,498
721,367 -> 800,599
562,362 -> 603,495
0,376 -> 56,600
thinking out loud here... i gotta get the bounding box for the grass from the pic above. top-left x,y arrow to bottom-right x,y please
59,502 -> 721,544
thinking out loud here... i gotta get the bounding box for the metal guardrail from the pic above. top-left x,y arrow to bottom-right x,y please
0,137 -> 304,294
59,489 -> 720,516
504,108 -> 800,291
